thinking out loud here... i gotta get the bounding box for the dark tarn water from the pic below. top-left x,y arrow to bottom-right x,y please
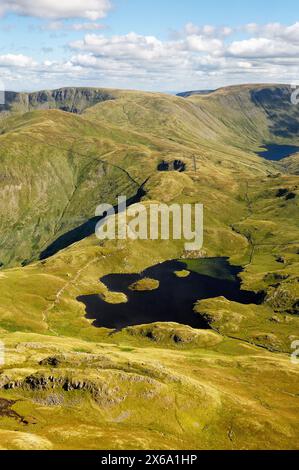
257,144 -> 299,161
77,258 -> 263,331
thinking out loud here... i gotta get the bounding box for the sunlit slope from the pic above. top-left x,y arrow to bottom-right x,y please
84,84 -> 299,155
188,84 -> 299,147
0,85 -> 298,338
0,108 -> 161,267
0,169 -> 297,348
0,86 -> 280,268
0,329 -> 298,450
0,84 -> 298,450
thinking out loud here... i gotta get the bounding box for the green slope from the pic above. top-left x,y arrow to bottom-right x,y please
0,84 -> 298,450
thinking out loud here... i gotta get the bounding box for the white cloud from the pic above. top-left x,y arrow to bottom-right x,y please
0,0 -> 111,20
2,21 -> 299,91
0,53 -> 37,67
70,33 -> 173,60
185,35 -> 223,53
227,37 -> 299,58
184,23 -> 233,37
65,25 -> 299,89
43,21 -> 105,31
237,61 -> 252,69
244,22 -> 299,43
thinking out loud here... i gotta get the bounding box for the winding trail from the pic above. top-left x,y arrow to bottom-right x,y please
40,175 -> 152,333
41,257 -> 99,335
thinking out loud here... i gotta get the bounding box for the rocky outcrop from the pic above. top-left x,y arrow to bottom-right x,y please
1,373 -> 125,407
39,356 -> 61,367
0,87 -> 115,115
125,322 -> 222,347
265,281 -> 299,315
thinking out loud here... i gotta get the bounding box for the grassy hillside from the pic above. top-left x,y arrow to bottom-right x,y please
1,84 -> 290,268
0,329 -> 298,450
0,84 -> 298,450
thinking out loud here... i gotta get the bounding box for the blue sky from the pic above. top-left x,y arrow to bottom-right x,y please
110,0 -> 298,36
0,0 -> 298,91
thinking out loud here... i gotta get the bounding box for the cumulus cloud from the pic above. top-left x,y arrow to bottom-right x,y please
0,0 -> 111,20
184,23 -> 233,38
2,21 -> 299,91
227,37 -> 299,58
0,53 -> 37,67
63,23 -> 299,88
222,22 -> 299,61
70,33 -> 174,60
244,22 -> 299,43
185,35 -> 223,53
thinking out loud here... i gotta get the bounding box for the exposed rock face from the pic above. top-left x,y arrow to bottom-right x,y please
265,282 -> 299,315
1,373 -> 124,407
39,356 -> 61,367
126,322 -> 222,347
0,87 -> 115,114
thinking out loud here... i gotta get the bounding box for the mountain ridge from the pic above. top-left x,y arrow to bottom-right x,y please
0,83 -> 298,449
0,83 -> 298,268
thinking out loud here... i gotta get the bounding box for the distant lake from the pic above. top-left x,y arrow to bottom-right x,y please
257,144 -> 299,161
77,258 -> 263,330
